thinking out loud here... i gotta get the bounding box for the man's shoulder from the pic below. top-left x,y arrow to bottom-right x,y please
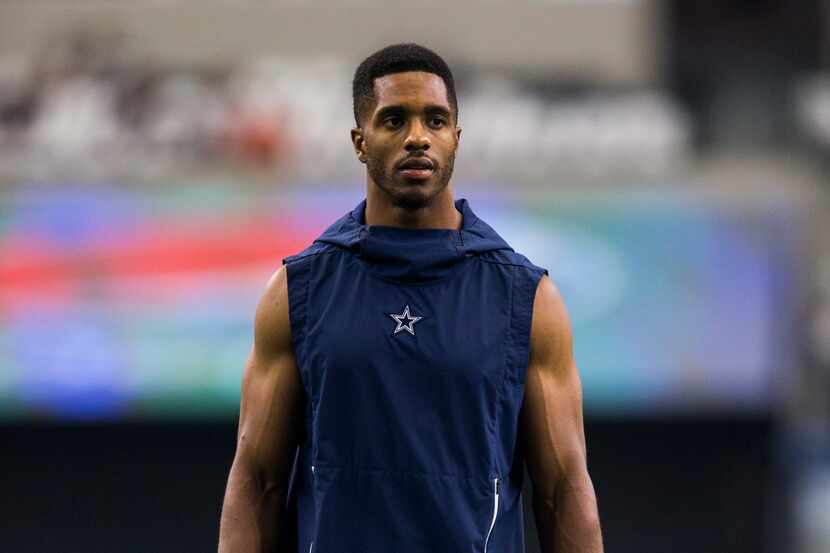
282,241 -> 340,267
478,248 -> 548,277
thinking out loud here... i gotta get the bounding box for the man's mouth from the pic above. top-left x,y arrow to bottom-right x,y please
397,157 -> 435,180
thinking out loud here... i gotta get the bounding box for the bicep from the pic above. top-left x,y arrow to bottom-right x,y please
520,276 -> 588,501
235,267 -> 305,484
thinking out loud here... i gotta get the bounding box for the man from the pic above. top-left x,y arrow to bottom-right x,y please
218,43 -> 603,553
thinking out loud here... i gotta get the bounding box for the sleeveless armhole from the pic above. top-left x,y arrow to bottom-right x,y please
492,262 -> 548,479
284,255 -> 313,390
278,255 -> 315,552
505,265 -> 548,387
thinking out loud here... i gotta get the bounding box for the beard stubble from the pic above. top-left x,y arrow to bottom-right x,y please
366,151 -> 456,211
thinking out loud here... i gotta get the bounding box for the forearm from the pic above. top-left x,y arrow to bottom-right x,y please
218,457 -> 287,553
532,471 -> 603,553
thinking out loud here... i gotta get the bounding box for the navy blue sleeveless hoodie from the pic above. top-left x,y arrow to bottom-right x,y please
282,198 -> 547,553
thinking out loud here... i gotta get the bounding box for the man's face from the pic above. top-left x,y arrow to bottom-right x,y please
352,71 -> 460,210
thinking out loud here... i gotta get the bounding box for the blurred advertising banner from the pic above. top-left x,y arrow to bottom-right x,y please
0,181 -> 805,421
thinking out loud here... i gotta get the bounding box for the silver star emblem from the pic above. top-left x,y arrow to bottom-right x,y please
389,305 -> 423,336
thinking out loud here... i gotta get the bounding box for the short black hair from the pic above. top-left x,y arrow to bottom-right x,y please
352,43 -> 458,127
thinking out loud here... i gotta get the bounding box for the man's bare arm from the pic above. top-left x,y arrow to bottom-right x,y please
218,267 -> 304,553
520,275 -> 603,553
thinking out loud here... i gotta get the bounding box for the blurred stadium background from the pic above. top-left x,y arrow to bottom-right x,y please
1,1 -> 829,552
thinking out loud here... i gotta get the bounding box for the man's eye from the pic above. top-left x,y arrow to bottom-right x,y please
429,117 -> 447,128
384,117 -> 403,128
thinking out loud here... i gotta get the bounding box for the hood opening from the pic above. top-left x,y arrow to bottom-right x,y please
313,198 -> 513,283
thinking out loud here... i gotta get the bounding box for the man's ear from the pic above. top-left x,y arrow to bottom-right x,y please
455,126 -> 462,145
351,127 -> 367,163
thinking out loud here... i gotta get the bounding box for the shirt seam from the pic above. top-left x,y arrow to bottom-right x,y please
489,264 -> 516,480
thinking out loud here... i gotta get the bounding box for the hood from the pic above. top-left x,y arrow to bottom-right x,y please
313,198 -> 513,283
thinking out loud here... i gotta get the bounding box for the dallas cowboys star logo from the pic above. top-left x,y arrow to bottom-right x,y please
389,305 -> 423,336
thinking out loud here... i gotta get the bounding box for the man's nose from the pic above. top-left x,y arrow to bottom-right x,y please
404,120 -> 430,151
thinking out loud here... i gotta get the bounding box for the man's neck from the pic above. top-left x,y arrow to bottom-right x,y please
364,184 -> 462,230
